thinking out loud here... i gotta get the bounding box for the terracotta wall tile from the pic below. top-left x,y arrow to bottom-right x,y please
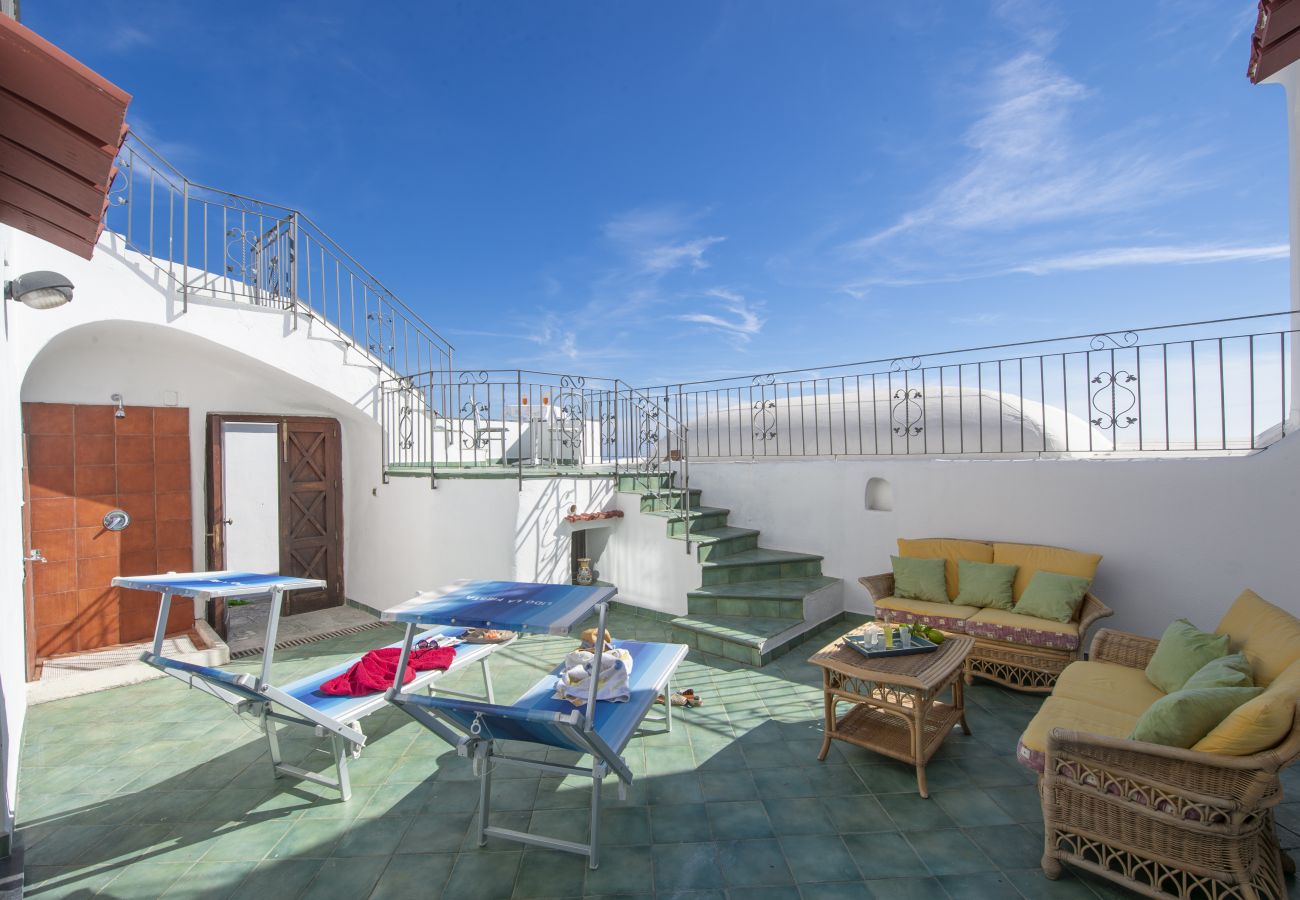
155,463 -> 190,493
32,561 -> 76,596
28,465 -> 74,500
120,522 -> 157,553
74,434 -> 115,466
74,405 -> 115,434
114,408 -> 154,435
28,434 -> 73,467
157,547 -> 194,573
117,493 -> 155,523
75,526 -> 119,559
75,495 -> 118,528
30,498 -> 73,531
78,587 -> 118,617
119,549 -> 157,576
156,491 -> 190,520
36,623 -> 76,657
119,588 -> 161,641
115,435 -> 154,465
76,555 -> 120,592
155,436 -> 188,464
79,608 -> 119,650
34,591 -> 77,628
154,407 -> 188,434
155,520 -> 191,551
74,464 -> 115,496
23,403 -> 74,435
30,529 -> 74,564
117,464 -> 155,495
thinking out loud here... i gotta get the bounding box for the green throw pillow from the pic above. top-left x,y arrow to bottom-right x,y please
1183,652 -> 1254,690
1013,571 -> 1090,623
1129,685 -> 1263,748
1145,619 -> 1231,694
953,560 -> 1018,609
891,556 -> 948,604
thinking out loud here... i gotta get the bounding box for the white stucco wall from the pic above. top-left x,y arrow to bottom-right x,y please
690,441 -> 1300,639
0,229 -> 28,851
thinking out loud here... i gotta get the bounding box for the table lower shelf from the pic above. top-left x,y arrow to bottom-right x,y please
829,699 -> 964,767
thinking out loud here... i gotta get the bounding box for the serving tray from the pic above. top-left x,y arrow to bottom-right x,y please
843,631 -> 941,659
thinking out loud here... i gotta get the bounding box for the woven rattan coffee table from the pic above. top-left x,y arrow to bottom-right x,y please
809,626 -> 973,798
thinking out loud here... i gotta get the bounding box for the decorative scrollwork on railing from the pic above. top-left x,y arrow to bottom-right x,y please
751,373 -> 777,387
632,399 -> 663,474
108,161 -> 130,207
890,356 -> 923,372
225,227 -> 256,287
458,399 -> 493,449
752,399 -> 777,442
1089,331 -> 1139,351
553,383 -> 585,453
1090,370 -> 1138,430
396,377 -> 417,451
366,310 -> 395,356
560,375 -> 586,390
600,411 -> 618,448
458,370 -> 489,385
891,388 -> 924,436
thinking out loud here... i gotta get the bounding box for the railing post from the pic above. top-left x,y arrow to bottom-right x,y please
290,212 -> 300,332
517,370 -> 524,492
181,180 -> 189,314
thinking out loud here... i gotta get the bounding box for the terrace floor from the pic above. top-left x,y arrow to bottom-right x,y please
16,611 -> 1300,900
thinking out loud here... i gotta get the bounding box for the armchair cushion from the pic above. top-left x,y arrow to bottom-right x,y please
1194,658 -> 1300,755
1183,652 -> 1254,689
1215,589 -> 1300,686
992,542 -> 1101,602
1145,619 -> 1230,694
873,595 -> 979,633
896,538 -> 992,600
1129,685 -> 1263,749
890,555 -> 948,604
965,608 -> 1081,651
1017,694 -> 1142,772
1051,660 -> 1165,716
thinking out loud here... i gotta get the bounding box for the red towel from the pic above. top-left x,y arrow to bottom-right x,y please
320,646 -> 456,697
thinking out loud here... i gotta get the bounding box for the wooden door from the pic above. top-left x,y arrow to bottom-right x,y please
205,414 -> 344,623
279,419 -> 343,614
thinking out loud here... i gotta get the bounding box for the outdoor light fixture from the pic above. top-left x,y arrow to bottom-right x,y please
4,270 -> 74,309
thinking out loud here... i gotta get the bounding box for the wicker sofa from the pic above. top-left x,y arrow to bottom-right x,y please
1019,589 -> 1300,899
860,537 -> 1113,693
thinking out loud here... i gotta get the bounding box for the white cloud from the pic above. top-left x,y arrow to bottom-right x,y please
677,289 -> 765,343
105,25 -> 152,54
1014,243 -> 1289,275
603,207 -> 724,276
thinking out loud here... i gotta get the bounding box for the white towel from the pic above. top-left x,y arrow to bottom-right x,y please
553,645 -> 633,705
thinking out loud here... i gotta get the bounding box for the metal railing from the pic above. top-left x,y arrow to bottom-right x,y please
103,133 -> 453,381
380,370 -> 694,548
635,311 -> 1297,458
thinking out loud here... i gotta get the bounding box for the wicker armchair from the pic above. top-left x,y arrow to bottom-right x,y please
1040,627 -> 1300,899
859,572 -> 1113,693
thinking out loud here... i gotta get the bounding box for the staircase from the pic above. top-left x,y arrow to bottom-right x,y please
616,473 -> 843,666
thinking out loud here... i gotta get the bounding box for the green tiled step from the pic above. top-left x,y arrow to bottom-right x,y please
698,547 -> 824,586
667,614 -> 802,666
616,472 -> 675,492
637,488 -> 702,513
669,526 -> 760,562
687,575 -> 840,617
646,506 -> 730,536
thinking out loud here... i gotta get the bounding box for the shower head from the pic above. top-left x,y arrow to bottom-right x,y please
111,393 -> 125,418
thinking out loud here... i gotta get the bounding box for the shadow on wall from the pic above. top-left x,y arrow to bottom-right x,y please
513,479 -> 616,584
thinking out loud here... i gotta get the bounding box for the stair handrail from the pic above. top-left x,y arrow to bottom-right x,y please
613,378 -> 691,553
104,131 -> 454,383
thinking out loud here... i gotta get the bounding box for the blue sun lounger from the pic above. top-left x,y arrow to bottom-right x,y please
365,580 -> 688,868
113,571 -> 507,800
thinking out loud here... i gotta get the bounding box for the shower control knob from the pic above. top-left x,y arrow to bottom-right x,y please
102,509 -> 131,532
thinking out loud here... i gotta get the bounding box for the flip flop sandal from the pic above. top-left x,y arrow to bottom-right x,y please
680,689 -> 704,707
655,692 -> 691,707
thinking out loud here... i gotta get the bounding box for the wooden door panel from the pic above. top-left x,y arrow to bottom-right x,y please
280,419 -> 343,614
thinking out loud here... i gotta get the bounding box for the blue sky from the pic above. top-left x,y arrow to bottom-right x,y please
31,0 -> 1289,385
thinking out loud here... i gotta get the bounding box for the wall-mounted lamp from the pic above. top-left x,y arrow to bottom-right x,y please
111,393 -> 126,418
4,270 -> 74,310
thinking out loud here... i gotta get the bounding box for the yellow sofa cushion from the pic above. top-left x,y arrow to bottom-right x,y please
1193,659 -> 1300,756
1051,660 -> 1166,718
1017,694 -> 1143,770
1214,589 -> 1300,686
965,608 -> 1081,651
874,595 -> 979,633
993,542 -> 1102,603
897,538 -> 992,600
